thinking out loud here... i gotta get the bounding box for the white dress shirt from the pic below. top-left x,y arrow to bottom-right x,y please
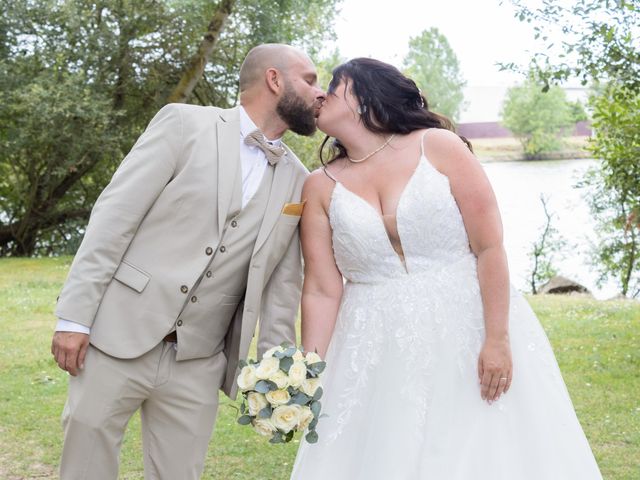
56,105 -> 279,334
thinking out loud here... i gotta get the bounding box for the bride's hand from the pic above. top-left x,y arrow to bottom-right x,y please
477,337 -> 512,403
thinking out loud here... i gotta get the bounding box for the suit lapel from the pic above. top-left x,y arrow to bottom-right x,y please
252,151 -> 294,255
216,108 -> 240,234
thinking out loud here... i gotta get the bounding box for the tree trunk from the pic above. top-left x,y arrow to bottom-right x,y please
0,208 -> 91,256
167,0 -> 237,104
621,228 -> 637,297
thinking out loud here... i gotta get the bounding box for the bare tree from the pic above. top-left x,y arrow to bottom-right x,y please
529,195 -> 565,294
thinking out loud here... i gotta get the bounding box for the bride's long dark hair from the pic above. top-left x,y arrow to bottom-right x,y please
320,57 -> 472,164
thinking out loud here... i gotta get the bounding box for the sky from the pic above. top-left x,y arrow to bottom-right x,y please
328,0 -> 582,121
331,0 -> 542,87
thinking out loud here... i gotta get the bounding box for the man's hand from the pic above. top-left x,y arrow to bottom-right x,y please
51,332 -> 90,376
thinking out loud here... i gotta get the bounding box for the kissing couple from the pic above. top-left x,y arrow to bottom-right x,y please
52,43 -> 602,479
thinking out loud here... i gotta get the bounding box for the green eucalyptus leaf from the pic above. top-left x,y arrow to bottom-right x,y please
310,400 -> 322,417
305,430 -> 319,444
280,356 -> 294,373
254,380 -> 277,393
283,346 -> 298,357
269,431 -> 284,444
312,387 -> 323,401
258,405 -> 273,418
291,392 -> 311,405
237,415 -> 252,425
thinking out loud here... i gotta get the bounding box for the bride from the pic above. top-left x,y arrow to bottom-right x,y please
289,58 -> 602,479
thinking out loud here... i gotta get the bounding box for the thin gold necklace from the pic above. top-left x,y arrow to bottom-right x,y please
346,134 -> 396,163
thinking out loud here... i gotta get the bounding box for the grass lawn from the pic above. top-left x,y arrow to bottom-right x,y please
0,257 -> 638,479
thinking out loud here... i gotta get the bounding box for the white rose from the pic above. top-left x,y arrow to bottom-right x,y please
305,352 -> 322,365
292,349 -> 304,361
269,369 -> 289,389
255,357 -> 280,380
247,392 -> 269,416
263,345 -> 285,358
271,404 -> 302,433
298,406 -> 314,430
237,365 -> 257,391
265,389 -> 291,406
301,377 -> 321,397
288,361 -> 307,387
253,418 -> 276,437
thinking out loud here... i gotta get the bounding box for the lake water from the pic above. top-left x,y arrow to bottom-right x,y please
482,158 -> 619,299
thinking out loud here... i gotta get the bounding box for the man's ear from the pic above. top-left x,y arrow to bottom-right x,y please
265,67 -> 282,94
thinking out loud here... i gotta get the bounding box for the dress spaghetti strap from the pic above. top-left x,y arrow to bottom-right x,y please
420,129 -> 428,158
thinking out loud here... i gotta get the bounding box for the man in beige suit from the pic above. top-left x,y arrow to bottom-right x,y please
50,44 -> 325,479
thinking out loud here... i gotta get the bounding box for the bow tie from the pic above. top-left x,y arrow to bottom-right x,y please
244,129 -> 286,165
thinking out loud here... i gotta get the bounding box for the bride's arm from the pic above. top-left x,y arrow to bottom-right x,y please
423,129 -> 512,404
299,170 -> 344,359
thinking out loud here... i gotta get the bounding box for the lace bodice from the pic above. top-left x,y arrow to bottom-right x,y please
329,155 -> 475,284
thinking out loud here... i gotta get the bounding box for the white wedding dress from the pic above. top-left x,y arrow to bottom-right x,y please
290,137 -> 602,479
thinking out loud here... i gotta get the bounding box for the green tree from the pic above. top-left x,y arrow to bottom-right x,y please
503,0 -> 640,92
402,27 -> 466,121
583,85 -> 640,297
506,0 -> 640,296
0,0 -> 340,256
501,77 -> 574,159
569,99 -> 588,123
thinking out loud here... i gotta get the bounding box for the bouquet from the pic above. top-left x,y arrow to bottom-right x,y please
236,345 -> 326,444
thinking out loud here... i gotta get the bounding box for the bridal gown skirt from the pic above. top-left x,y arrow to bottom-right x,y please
291,148 -> 601,479
290,258 -> 602,479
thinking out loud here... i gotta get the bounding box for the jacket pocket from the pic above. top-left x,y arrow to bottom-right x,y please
278,212 -> 302,226
221,294 -> 242,306
113,260 -> 151,293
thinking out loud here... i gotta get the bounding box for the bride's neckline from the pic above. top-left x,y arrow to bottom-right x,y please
330,155 -> 427,272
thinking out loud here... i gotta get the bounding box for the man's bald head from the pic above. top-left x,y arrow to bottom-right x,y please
239,44 -> 309,92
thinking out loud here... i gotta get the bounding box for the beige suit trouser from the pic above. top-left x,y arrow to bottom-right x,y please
59,342 -> 227,480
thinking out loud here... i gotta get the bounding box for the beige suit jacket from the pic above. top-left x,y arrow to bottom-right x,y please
56,104 -> 308,398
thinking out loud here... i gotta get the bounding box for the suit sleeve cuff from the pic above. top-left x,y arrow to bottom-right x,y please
56,319 -> 91,335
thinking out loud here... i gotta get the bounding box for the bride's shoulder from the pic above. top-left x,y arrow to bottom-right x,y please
421,128 -> 478,172
302,164 -> 341,202
422,128 -> 467,149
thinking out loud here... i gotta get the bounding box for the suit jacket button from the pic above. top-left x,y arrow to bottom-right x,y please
176,319 -> 183,326
231,220 -> 238,228
190,295 -> 197,303
219,245 -> 226,253
206,271 -> 212,278
205,247 -> 213,255
180,285 -> 188,294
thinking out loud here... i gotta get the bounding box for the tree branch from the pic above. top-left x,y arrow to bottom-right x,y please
167,0 -> 237,104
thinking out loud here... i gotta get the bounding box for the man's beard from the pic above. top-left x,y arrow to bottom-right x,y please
276,84 -> 317,136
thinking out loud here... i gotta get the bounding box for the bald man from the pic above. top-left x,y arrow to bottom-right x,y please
51,44 -> 325,479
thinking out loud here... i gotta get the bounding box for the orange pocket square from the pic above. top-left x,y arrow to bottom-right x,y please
282,201 -> 305,216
